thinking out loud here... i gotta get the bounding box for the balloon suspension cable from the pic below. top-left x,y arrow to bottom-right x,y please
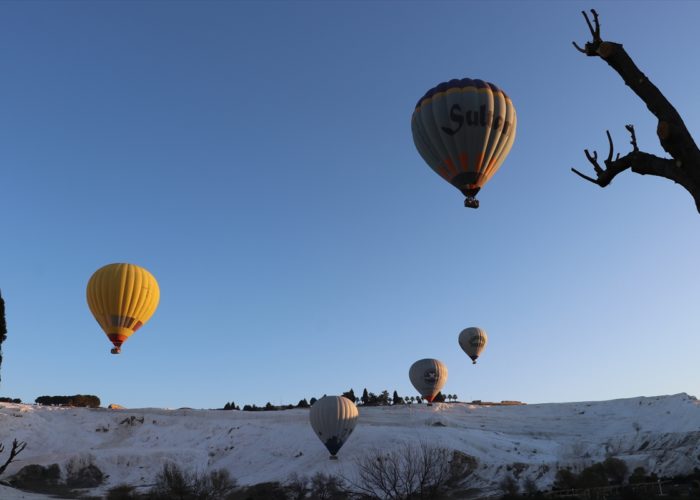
464,197 -> 480,209
110,347 -> 121,355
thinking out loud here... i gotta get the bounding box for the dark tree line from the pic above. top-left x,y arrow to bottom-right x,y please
35,395 -> 101,408
355,388 -> 458,406
221,399 -> 311,411
221,389 -> 461,411
571,10 -> 700,212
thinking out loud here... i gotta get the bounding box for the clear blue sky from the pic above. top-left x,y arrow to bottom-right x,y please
2,1 -> 700,409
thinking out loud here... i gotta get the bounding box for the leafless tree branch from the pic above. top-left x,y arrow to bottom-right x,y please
0,439 -> 27,476
345,443 -> 476,499
571,9 -> 700,212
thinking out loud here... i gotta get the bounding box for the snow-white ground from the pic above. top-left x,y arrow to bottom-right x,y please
1,393 -> 699,498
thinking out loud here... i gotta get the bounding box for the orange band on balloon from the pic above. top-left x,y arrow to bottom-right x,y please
459,153 -> 469,171
107,334 -> 129,347
443,158 -> 457,177
474,153 -> 485,172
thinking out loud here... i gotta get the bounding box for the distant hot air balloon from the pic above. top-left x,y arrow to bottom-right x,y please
459,327 -> 488,364
86,263 -> 160,354
411,78 -> 517,208
309,396 -> 358,460
409,358 -> 448,406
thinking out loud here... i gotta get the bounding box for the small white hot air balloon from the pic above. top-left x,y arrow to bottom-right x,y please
309,396 -> 358,460
458,327 -> 488,364
409,358 -> 448,406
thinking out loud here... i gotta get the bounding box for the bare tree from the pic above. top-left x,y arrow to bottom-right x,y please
0,439 -> 27,476
571,10 -> 700,212
348,442 -> 476,499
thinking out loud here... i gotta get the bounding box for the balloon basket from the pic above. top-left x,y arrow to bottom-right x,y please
110,347 -> 121,355
464,197 -> 480,209
329,455 -> 338,461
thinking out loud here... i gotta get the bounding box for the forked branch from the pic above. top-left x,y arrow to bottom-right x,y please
572,9 -> 601,55
572,127 -> 629,187
0,439 -> 27,476
571,10 -> 700,212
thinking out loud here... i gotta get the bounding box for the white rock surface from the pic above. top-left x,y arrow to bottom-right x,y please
0,393 -> 698,498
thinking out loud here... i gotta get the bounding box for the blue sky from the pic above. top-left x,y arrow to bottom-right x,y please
1,1 -> 700,409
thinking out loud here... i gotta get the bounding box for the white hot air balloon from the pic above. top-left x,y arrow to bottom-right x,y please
459,327 -> 488,364
309,396 -> 358,460
409,358 -> 448,406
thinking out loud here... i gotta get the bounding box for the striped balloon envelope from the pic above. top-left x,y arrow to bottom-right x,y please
409,358 -> 448,406
309,396 -> 358,460
411,78 -> 517,208
86,263 -> 160,354
458,327 -> 488,364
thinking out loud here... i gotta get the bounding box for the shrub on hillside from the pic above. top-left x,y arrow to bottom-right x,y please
523,477 -> 544,498
628,466 -> 657,484
227,481 -> 289,500
151,463 -> 190,499
553,468 -> 578,490
148,463 -> 236,500
602,457 -> 628,485
500,474 -> 519,496
9,463 -> 61,491
576,463 -> 609,489
309,473 -> 348,500
65,455 -> 104,488
553,458 -> 631,493
106,484 -> 140,499
195,469 -> 236,499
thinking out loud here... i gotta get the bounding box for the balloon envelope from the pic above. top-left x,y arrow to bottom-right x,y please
459,327 -> 488,364
409,358 -> 448,403
309,396 -> 358,459
411,78 -> 517,208
86,263 -> 160,354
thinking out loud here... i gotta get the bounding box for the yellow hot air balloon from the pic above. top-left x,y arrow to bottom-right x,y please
86,263 -> 160,354
411,78 -> 517,208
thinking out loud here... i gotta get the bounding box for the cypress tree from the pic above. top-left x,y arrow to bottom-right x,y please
0,290 -> 6,385
342,388 -> 356,402
361,388 -> 369,405
378,390 -> 390,405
